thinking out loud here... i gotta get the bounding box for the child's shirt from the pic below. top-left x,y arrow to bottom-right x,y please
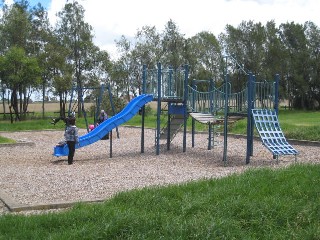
64,125 -> 79,143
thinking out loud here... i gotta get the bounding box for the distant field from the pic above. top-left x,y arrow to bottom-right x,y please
0,102 -> 160,116
0,102 -> 94,113
0,99 -> 288,114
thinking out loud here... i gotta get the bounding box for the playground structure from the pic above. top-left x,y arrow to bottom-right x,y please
53,59 -> 298,164
140,61 -> 298,164
67,84 -> 118,134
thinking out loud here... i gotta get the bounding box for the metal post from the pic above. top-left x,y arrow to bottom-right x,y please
191,80 -> 196,148
183,64 -> 189,153
79,87 -> 89,132
107,84 -> 119,138
222,74 -> 229,165
141,65 -> 147,153
274,74 -> 279,115
167,67 -> 173,151
208,124 -> 212,150
109,130 -> 112,158
156,63 -> 161,155
209,79 -> 214,113
246,72 -> 254,164
167,103 -> 171,151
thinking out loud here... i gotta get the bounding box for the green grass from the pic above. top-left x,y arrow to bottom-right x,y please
0,111 -> 319,238
0,164 -> 319,239
0,135 -> 15,144
229,110 -> 320,141
0,116 -> 95,132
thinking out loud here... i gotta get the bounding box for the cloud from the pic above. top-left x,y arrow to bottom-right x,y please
46,0 -> 319,59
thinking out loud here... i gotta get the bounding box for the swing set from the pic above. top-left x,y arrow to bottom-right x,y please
53,84 -> 119,137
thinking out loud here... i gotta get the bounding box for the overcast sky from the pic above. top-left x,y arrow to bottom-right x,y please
7,0 -> 320,59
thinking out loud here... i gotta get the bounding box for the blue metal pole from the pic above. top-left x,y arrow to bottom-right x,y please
107,84 -> 119,138
209,79 -> 214,113
246,72 -> 254,164
208,79 -> 214,150
222,55 -> 228,165
222,73 -> 229,165
156,63 -> 162,155
208,124 -> 212,150
79,87 -> 89,132
191,80 -> 195,148
183,64 -> 189,153
141,65 -> 147,153
167,67 -> 173,151
250,74 -> 255,156
167,102 -> 171,151
274,74 -> 279,115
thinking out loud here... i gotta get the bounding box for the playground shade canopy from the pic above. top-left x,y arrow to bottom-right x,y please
53,94 -> 153,157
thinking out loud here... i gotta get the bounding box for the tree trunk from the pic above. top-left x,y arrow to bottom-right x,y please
42,79 -> 46,119
59,92 -> 65,118
11,89 -> 20,121
1,88 -> 5,115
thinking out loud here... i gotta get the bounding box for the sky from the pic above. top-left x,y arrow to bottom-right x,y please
6,0 -> 320,59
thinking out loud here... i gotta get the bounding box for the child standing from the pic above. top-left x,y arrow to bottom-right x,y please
64,116 -> 79,165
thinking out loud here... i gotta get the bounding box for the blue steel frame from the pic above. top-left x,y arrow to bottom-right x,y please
141,63 -> 188,155
142,62 -> 280,165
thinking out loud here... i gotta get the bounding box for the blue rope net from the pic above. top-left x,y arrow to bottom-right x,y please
252,109 -> 298,156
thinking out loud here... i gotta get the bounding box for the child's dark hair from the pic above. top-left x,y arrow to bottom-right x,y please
68,117 -> 76,125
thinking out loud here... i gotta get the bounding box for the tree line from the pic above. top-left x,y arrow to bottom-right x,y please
0,0 -> 319,122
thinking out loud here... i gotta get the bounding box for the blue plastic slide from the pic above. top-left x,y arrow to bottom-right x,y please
53,94 -> 153,157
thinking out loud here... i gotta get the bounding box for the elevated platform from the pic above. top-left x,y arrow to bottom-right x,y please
190,113 -> 243,125
189,113 -> 223,125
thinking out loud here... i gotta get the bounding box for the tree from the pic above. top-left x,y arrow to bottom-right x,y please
0,46 -> 41,121
29,3 -> 54,118
135,25 -> 162,69
56,1 -> 95,116
114,35 -> 133,100
161,19 -> 185,70
189,31 -> 222,82
279,22 -> 309,109
0,1 -> 41,121
44,33 -> 73,118
304,21 -> 320,109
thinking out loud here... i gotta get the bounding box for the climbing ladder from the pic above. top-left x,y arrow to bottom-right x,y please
159,114 -> 185,141
252,109 -> 298,161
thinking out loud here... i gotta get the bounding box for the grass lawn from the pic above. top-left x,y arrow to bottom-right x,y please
0,164 -> 319,239
0,135 -> 15,144
0,110 -> 319,238
227,110 -> 320,141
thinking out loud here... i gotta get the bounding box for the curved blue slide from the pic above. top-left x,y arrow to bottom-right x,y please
53,94 -> 153,157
